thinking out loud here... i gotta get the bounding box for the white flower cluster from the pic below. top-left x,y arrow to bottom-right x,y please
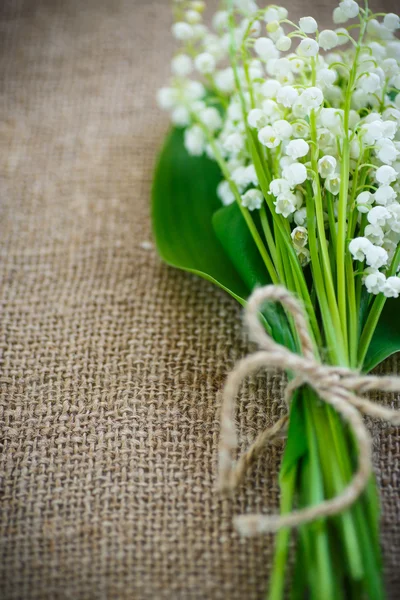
159,0 -> 400,297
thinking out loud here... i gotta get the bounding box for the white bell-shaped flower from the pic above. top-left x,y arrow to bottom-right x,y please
365,244 -> 389,269
275,192 -> 299,217
286,139 -> 310,159
319,30 -> 339,51
254,37 -> 279,61
241,189 -> 264,211
291,226 -> 308,247
325,174 -> 341,195
364,270 -> 386,294
297,38 -> 319,57
339,0 -> 360,19
248,109 -> 269,129
270,178 -> 292,197
374,186 -> 397,205
356,191 -> 373,213
276,85 -> 299,107
172,22 -> 194,41
383,13 -> 400,32
184,126 -> 206,156
258,125 -> 280,148
282,162 -> 308,186
376,165 -> 397,185
367,206 -> 391,227
349,237 -> 373,261
194,52 -> 216,74
383,276 -> 400,298
318,155 -> 337,178
217,180 -> 235,206
276,36 -> 292,52
261,80 -> 282,99
171,54 -> 193,77
299,17 -> 318,34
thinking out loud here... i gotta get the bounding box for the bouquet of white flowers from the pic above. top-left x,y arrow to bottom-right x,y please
153,1 -> 400,598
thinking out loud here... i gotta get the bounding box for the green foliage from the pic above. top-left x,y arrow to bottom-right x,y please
153,127 -> 400,374
152,127 -> 390,600
364,299 -> 400,371
152,127 -> 248,304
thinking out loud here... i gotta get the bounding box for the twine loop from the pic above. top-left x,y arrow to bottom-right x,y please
218,285 -> 400,537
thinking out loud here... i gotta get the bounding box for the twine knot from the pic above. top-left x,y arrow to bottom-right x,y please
218,285 -> 400,537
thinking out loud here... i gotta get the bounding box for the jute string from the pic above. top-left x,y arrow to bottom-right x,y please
218,285 -> 400,537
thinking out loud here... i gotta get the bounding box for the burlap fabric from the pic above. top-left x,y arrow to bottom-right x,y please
0,1 -> 399,598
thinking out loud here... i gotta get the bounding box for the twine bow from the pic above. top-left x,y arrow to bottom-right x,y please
219,285 -> 400,537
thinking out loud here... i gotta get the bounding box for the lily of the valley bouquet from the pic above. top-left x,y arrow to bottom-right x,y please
153,1 -> 400,598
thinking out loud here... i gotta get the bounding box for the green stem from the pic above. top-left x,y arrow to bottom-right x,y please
346,252 -> 358,368
325,191 -> 337,255
302,389 -> 336,600
316,407 -> 364,580
305,181 -> 345,365
310,110 -> 345,354
323,409 -> 384,598
260,204 -> 279,272
227,4 -> 321,351
273,222 -> 285,284
242,47 -> 256,109
203,132 -> 279,284
347,153 -> 366,236
337,80 -> 353,346
337,17 -> 367,363
267,467 -> 297,600
355,214 -> 368,317
249,134 -> 320,348
309,59 -> 347,364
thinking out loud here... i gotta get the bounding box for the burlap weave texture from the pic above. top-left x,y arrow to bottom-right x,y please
0,1 -> 399,599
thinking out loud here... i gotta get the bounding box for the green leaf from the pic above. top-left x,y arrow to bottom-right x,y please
152,127 -> 248,303
213,202 -> 296,350
279,390 -> 308,481
212,202 -> 270,291
153,127 -> 296,353
363,299 -> 400,372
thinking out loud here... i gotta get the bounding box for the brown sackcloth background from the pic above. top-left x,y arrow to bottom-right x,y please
0,0 -> 399,598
